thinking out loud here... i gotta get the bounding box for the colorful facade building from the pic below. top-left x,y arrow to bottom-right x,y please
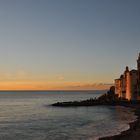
115,53 -> 140,100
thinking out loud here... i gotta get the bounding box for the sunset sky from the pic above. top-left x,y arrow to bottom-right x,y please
0,0 -> 140,90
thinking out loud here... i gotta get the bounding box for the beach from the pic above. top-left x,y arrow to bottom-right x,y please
99,104 -> 140,140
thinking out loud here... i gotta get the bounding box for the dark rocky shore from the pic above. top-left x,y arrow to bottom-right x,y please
52,92 -> 140,107
52,86 -> 140,107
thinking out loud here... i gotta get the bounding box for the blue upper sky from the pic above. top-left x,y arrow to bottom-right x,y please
0,0 -> 140,90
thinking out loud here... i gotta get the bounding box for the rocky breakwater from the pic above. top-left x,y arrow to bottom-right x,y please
52,86 -> 140,107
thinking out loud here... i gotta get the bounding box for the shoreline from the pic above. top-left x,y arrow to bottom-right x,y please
52,92 -> 140,140
99,104 -> 140,140
52,101 -> 140,140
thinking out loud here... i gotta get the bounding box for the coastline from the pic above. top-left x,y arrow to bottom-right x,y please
99,104 -> 140,140
52,92 -> 140,140
52,101 -> 140,140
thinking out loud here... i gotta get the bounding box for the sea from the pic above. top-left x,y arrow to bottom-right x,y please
0,91 -> 138,140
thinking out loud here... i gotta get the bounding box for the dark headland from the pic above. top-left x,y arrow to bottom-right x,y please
52,86 -> 140,107
52,87 -> 140,140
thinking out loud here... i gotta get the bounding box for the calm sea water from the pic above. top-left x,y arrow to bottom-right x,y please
0,91 -> 137,140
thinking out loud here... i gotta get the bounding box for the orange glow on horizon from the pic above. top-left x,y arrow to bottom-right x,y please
0,81 -> 113,91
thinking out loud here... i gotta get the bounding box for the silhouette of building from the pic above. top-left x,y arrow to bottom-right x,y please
115,53 -> 140,100
137,53 -> 140,100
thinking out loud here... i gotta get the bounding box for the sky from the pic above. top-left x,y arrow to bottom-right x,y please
0,0 -> 140,90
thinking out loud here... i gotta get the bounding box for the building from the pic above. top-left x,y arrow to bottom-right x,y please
115,78 -> 121,97
115,53 -> 140,100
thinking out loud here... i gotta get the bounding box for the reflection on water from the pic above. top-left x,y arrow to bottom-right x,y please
0,91 -> 137,140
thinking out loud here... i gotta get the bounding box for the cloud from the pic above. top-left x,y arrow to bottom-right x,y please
64,83 -> 114,90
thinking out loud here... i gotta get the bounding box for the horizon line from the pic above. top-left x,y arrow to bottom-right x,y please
0,89 -> 108,92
